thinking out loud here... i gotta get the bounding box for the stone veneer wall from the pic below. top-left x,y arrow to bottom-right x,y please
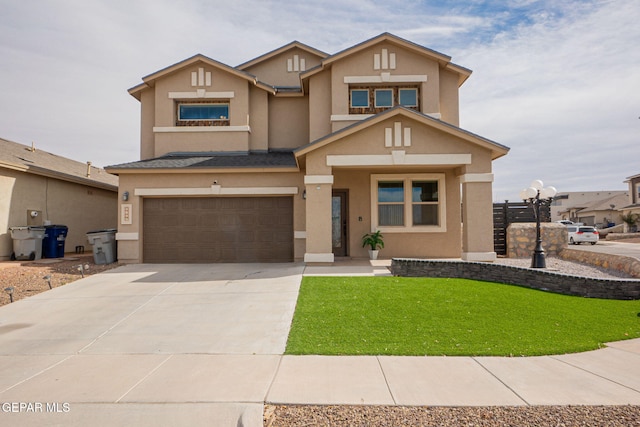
559,248 -> 640,278
507,223 -> 567,258
390,258 -> 640,300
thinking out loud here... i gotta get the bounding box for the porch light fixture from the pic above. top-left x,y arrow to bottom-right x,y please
519,180 -> 557,268
43,275 -> 52,289
122,191 -> 129,201
302,190 -> 306,200
4,287 -> 14,303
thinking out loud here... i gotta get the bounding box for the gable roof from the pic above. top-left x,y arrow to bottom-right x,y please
0,137 -> 118,191
294,106 -> 509,161
300,32 -> 472,86
576,193 -> 630,212
236,41 -> 328,70
128,54 -> 276,100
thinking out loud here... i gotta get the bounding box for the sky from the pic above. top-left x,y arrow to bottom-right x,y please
1,0 -> 638,201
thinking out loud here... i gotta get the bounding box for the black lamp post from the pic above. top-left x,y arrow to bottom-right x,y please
520,180 -> 557,268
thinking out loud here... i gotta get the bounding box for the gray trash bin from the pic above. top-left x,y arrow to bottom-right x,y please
86,229 -> 117,265
10,226 -> 46,260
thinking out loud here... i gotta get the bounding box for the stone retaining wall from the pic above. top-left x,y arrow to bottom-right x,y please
559,248 -> 640,278
390,258 -> 640,300
606,233 -> 640,241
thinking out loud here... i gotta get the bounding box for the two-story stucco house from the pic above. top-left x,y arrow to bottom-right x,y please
106,33 -> 509,264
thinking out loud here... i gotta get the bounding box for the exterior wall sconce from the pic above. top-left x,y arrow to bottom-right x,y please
519,179 -> 557,268
302,190 -> 306,200
122,191 -> 129,201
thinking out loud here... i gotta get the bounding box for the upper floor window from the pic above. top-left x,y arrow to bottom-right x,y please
349,85 -> 419,114
374,89 -> 393,108
399,88 -> 418,107
176,101 -> 230,126
350,89 -> 369,108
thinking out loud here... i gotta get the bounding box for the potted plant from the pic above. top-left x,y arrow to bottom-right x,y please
362,230 -> 384,260
621,213 -> 639,233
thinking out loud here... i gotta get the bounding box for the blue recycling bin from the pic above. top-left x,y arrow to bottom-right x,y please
43,225 -> 68,258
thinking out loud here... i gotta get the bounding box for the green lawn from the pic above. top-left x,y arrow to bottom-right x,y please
285,277 -> 640,356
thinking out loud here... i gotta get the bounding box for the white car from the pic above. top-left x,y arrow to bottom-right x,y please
567,225 -> 599,245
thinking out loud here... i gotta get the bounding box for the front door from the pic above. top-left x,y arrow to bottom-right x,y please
332,190 -> 349,257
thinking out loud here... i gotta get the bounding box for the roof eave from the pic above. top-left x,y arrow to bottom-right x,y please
295,107 -> 509,160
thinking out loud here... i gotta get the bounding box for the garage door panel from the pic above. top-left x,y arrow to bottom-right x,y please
143,196 -> 293,263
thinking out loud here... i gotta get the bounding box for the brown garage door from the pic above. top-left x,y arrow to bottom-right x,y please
143,197 -> 293,263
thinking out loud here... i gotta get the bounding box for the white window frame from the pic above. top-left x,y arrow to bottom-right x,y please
398,88 -> 418,107
178,103 -> 229,122
374,89 -> 393,108
370,173 -> 446,233
350,89 -> 369,108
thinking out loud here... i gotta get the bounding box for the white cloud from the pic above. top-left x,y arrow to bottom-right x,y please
455,1 -> 640,200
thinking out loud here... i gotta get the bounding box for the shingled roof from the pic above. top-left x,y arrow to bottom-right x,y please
105,151 -> 298,172
0,137 -> 118,191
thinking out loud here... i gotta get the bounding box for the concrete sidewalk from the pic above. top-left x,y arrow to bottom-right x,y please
1,261 -> 639,427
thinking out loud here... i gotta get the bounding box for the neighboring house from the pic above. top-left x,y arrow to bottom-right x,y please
556,193 -> 628,228
551,191 -> 627,223
106,33 -> 509,264
621,173 -> 640,231
0,137 -> 118,260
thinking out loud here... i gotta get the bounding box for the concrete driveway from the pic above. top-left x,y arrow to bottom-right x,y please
0,263 -> 304,426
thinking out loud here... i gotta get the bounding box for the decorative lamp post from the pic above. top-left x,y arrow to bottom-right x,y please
519,180 -> 557,268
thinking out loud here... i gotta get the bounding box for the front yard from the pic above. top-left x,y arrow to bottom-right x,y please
286,276 -> 640,356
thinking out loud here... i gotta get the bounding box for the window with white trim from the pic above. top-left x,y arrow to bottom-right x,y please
374,89 -> 393,108
349,85 -> 420,114
399,88 -> 418,107
176,101 -> 230,126
371,174 -> 446,232
350,89 -> 369,108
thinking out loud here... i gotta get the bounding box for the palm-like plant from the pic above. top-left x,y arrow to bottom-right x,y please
362,230 -> 384,251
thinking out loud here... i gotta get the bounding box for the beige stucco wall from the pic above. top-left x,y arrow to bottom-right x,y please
268,96 -> 309,149
439,69 -> 461,126
332,169 -> 462,259
249,86 -> 269,151
116,171 -> 305,263
301,113 -> 495,259
144,64 -> 256,157
308,70 -> 332,142
241,47 -> 323,88
1,169 -> 117,260
140,89 -> 155,160
154,131 -> 249,154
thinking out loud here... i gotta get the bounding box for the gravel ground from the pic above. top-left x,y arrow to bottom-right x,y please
264,405 -> 640,426
0,254 -> 120,306
492,256 -> 635,278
